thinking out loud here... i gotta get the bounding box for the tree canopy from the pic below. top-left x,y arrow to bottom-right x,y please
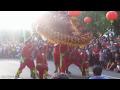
78,11 -> 120,37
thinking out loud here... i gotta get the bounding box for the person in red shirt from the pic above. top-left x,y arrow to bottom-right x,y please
15,35 -> 36,79
66,46 -> 81,74
59,44 -> 68,73
93,44 -> 100,65
79,48 -> 89,76
47,42 -> 53,60
36,47 -> 48,79
53,44 -> 60,73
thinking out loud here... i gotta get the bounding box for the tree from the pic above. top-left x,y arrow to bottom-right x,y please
77,11 -> 114,37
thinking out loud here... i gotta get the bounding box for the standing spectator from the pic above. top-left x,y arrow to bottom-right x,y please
16,44 -> 21,58
109,43 -> 116,61
93,44 -> 100,65
105,41 -> 110,49
88,44 -> 95,66
11,44 -> 16,58
89,50 -> 95,66
99,48 -> 105,69
0,45 -> 2,58
106,49 -> 112,63
7,43 -> 11,58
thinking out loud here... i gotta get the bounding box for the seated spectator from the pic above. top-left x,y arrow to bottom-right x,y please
114,62 -> 120,73
106,59 -> 117,71
51,73 -> 69,79
89,65 -> 109,79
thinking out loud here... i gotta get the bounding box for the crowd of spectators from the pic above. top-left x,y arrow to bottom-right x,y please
0,41 -> 23,58
86,34 -> 120,73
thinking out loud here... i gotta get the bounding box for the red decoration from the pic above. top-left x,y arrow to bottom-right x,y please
84,17 -> 91,24
106,11 -> 118,21
68,11 -> 80,17
80,25 -> 86,30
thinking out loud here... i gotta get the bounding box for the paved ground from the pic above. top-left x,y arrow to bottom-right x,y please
0,59 -> 120,79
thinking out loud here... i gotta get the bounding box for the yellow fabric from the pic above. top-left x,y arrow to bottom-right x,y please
31,68 -> 35,74
86,68 -> 89,75
30,68 -> 37,78
44,70 -> 48,79
16,70 -> 22,77
60,53 -> 65,68
37,63 -> 43,66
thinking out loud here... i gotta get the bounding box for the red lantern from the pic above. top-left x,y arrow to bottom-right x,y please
106,11 -> 118,20
106,11 -> 118,23
68,11 -> 80,17
84,17 -> 91,24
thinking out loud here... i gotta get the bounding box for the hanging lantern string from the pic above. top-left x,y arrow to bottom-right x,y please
110,20 -> 114,25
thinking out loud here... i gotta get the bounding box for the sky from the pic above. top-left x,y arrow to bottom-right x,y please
0,11 -> 49,31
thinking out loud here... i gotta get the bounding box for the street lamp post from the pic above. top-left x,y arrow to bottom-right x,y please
22,29 -> 26,42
